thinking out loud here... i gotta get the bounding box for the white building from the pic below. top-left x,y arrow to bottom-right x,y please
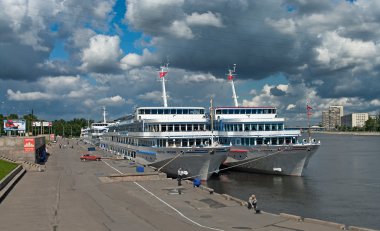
341,113 -> 369,128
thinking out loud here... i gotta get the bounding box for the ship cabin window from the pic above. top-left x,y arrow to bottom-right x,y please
152,109 -> 157,114
272,124 -> 277,131
170,109 -> 176,114
265,124 -> 270,131
158,109 -> 163,114
258,124 -> 264,131
181,124 -> 186,131
183,109 -> 189,114
216,110 -> 221,114
177,109 -> 183,114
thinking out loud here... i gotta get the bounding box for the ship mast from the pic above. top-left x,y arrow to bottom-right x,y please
102,106 -> 107,123
306,100 -> 312,142
227,64 -> 239,107
159,63 -> 169,107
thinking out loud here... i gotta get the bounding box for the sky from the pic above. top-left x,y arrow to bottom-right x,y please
0,0 -> 379,126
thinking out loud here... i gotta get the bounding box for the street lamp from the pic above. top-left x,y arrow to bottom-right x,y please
68,124 -> 72,137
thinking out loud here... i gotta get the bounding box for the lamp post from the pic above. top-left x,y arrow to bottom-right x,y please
68,124 -> 72,138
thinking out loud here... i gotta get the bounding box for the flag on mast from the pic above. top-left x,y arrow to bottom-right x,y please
159,71 -> 167,78
307,104 -> 312,116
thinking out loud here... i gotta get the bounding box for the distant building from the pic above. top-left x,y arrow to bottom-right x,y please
341,113 -> 369,128
330,105 -> 344,117
322,105 -> 344,130
322,111 -> 329,129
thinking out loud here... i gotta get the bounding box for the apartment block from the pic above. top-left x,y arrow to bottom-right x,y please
341,113 -> 369,128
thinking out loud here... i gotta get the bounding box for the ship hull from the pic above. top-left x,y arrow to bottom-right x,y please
101,141 -> 228,181
148,148 -> 228,181
223,144 -> 319,176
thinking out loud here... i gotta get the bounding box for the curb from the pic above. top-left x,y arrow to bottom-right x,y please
0,165 -> 26,203
303,217 -> 345,230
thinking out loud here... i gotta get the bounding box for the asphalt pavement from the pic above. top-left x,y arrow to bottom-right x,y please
0,138 -> 357,231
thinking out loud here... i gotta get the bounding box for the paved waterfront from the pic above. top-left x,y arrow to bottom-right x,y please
0,138 -> 360,231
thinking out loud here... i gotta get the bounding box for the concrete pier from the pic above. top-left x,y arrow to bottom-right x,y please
0,138 -> 377,231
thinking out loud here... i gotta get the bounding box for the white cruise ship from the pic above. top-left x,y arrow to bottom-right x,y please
212,65 -> 320,176
100,64 -> 229,180
85,107 -> 114,146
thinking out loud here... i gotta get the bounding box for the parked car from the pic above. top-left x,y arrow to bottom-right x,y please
80,154 -> 101,161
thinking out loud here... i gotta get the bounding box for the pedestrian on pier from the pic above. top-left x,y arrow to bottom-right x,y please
248,194 -> 257,211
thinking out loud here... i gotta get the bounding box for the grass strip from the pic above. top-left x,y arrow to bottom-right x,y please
0,159 -> 19,180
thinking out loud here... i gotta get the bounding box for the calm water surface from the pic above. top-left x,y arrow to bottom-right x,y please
207,133 -> 380,230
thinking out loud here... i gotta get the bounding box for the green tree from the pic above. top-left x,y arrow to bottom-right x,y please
365,117 -> 376,131
8,114 -> 18,119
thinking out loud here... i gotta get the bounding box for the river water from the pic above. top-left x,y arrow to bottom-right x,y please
207,133 -> 380,230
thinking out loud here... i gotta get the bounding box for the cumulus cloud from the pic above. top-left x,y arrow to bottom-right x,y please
80,35 -> 123,73
97,95 -> 129,106
186,11 -> 224,28
120,49 -> 157,70
138,91 -> 162,102
7,89 -> 56,101
182,73 -> 224,84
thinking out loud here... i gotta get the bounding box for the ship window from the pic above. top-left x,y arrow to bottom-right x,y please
158,109 -> 163,114
181,124 -> 186,131
183,109 -> 189,114
152,109 -> 157,114
216,110 -> 221,114
138,109 -> 143,114
263,109 -> 268,114
164,109 -> 169,114
222,109 -> 227,114
252,109 -> 257,114
258,124 -> 263,131
174,124 -> 180,131
273,109 -> 276,114
170,109 -> 176,114
177,109 -> 183,114
265,124 -> 270,130
246,109 -> 251,114
200,109 -> 204,114
189,109 -> 195,114
145,109 -> 151,114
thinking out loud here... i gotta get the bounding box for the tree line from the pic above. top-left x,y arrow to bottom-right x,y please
0,114 -> 94,137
